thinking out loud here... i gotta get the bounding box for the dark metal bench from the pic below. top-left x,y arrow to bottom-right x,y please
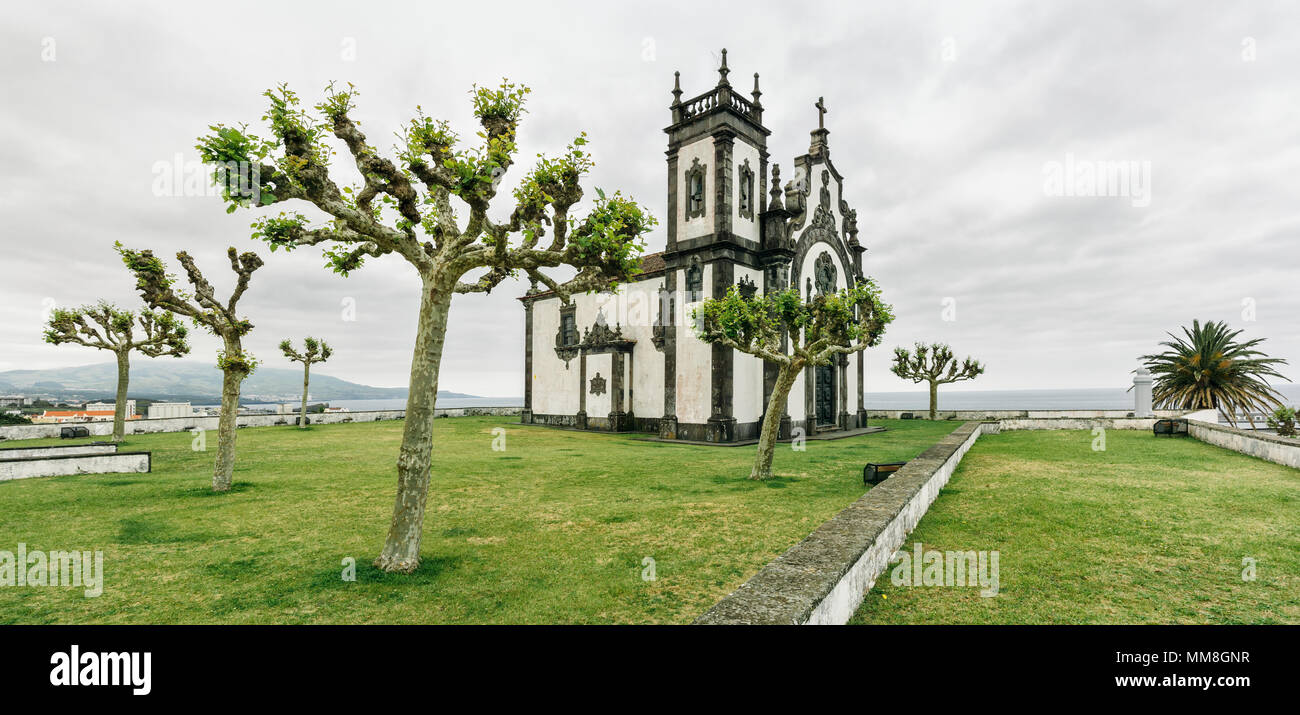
1153,418 -> 1189,437
863,461 -> 907,485
59,426 -> 91,439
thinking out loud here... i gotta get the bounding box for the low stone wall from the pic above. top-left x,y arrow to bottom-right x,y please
867,409 -> 1184,421
998,417 -> 1160,431
695,421 -> 987,625
0,406 -> 521,442
1186,417 -> 1300,470
0,443 -> 118,459
0,451 -> 151,482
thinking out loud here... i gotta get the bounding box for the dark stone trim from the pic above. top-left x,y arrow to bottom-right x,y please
661,267 -> 678,438
522,300 -> 534,423
578,351 -> 587,423
857,351 -> 866,428
610,352 -> 624,414
790,225 -> 856,299
666,151 -> 679,253
838,353 -> 850,430
713,131 -> 734,238
707,260 -> 736,442
665,101 -> 770,152
665,238 -> 765,271
803,362 -> 815,429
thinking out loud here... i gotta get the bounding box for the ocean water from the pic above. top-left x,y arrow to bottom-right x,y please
867,388 -> 1138,411
230,385 -> 1300,414
866,385 -> 1300,411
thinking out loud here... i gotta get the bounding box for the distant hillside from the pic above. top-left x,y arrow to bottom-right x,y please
0,362 -> 474,402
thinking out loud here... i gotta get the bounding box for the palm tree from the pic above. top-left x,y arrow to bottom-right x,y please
1140,320 -> 1289,427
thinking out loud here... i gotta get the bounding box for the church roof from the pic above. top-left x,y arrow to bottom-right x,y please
637,251 -> 665,274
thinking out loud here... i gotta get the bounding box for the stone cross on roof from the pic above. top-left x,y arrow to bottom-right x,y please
816,96 -> 827,129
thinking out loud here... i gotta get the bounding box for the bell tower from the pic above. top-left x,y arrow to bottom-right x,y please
664,49 -> 772,257
660,50 -> 773,443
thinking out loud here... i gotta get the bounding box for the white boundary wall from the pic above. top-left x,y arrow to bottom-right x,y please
0,452 -> 150,482
0,407 -> 520,442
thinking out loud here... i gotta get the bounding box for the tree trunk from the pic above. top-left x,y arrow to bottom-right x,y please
213,339 -> 245,492
112,349 -> 130,443
751,361 -> 801,480
928,379 -> 938,420
299,362 -> 310,429
375,276 -> 454,573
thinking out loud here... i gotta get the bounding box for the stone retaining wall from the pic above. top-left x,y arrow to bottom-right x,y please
695,421 -> 987,625
997,417 -> 1160,431
0,443 -> 118,459
0,406 -> 521,442
867,409 -> 1184,421
0,451 -> 151,482
1186,416 -> 1300,469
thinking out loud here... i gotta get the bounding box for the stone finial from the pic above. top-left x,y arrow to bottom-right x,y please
751,72 -> 762,106
671,71 -> 682,106
769,164 -> 784,208
717,48 -> 730,86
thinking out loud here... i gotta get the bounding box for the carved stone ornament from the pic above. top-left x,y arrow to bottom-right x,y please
814,253 -> 837,296
737,275 -> 758,299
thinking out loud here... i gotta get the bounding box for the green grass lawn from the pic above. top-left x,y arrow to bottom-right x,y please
852,429 -> 1300,624
0,416 -> 956,624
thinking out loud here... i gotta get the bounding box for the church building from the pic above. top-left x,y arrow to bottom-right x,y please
519,50 -> 869,443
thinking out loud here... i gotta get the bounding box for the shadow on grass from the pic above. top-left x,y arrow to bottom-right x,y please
175,482 -> 261,498
307,555 -> 472,590
117,517 -> 218,545
707,474 -> 797,489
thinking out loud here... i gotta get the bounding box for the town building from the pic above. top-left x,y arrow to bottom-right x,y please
86,400 -> 136,416
147,402 -> 193,420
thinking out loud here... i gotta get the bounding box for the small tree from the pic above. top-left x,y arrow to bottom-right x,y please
117,243 -> 264,492
890,343 -> 984,420
695,282 -> 893,480
196,81 -> 655,572
280,337 -> 332,429
43,301 -> 189,442
1267,406 -> 1297,437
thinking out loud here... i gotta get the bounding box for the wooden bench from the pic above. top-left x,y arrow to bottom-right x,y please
863,461 -> 907,485
1153,418 -> 1189,437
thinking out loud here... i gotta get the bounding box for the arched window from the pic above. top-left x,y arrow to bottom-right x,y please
685,158 -> 706,219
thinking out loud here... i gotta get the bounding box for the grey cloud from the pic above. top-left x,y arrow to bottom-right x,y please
2,0 -> 1297,396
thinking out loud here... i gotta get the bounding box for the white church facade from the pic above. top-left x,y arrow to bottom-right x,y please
519,50 -> 869,443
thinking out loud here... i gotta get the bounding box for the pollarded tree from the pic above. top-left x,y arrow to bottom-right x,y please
695,282 -> 894,481
43,301 -> 190,442
890,343 -> 984,420
116,243 -> 264,492
196,82 -> 655,572
280,337 -> 332,429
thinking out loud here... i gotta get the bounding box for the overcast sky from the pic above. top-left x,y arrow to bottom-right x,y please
2,1 -> 1297,396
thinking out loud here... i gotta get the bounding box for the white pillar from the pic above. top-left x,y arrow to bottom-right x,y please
1133,365 -> 1153,417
